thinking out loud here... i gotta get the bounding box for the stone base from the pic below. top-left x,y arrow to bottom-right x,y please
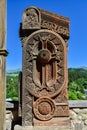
34,117 -> 71,126
14,126 -> 73,130
14,117 -> 72,130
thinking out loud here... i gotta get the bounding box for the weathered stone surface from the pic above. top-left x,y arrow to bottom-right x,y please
80,109 -> 87,114
80,114 -> 87,121
84,120 -> 87,125
84,126 -> 87,130
69,100 -> 87,108
77,115 -> 82,121
71,120 -> 84,130
6,110 -> 13,130
73,109 -> 81,114
0,0 -> 8,130
19,6 -> 70,126
6,110 -> 13,120
70,109 -> 87,129
70,110 -> 77,120
14,125 -> 73,130
0,0 -> 6,50
74,122 -> 84,130
6,120 -> 12,130
0,56 -> 6,130
84,120 -> 87,126
6,101 -> 14,109
39,7 -> 70,39
22,6 -> 41,29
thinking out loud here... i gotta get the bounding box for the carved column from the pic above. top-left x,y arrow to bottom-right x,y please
0,0 -> 8,130
19,6 -> 70,126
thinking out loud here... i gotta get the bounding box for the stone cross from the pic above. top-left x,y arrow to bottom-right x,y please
19,6 -> 70,126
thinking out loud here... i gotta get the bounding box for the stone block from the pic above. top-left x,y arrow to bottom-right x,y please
14,125 -> 73,130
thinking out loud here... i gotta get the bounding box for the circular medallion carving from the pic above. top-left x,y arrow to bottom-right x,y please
38,49 -> 51,64
33,97 -> 56,121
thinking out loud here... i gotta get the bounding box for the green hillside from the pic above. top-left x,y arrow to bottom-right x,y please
6,68 -> 87,100
68,68 -> 87,100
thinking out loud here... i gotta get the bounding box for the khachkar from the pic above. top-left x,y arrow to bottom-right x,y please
0,0 -> 8,130
19,6 -> 70,126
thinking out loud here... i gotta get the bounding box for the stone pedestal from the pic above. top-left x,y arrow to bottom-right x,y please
0,0 -> 8,130
14,126 -> 73,130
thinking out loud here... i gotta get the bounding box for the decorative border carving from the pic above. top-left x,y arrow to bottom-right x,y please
22,90 -> 33,126
41,19 -> 69,37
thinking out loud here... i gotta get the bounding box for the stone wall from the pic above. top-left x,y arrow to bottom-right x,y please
6,101 -> 87,130
70,108 -> 87,130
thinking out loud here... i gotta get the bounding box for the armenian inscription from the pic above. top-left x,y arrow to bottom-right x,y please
19,6 -> 70,126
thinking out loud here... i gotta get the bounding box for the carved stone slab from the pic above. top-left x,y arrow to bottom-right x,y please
19,6 -> 70,126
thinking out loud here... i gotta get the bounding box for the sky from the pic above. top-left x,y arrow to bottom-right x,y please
7,0 -> 87,70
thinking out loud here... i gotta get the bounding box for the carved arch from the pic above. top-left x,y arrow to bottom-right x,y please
22,6 -> 41,29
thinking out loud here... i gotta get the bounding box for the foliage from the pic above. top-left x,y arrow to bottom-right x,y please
6,74 -> 19,100
68,68 -> 87,100
6,68 -> 87,100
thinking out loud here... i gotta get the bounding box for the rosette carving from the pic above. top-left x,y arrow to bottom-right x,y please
33,97 -> 56,121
